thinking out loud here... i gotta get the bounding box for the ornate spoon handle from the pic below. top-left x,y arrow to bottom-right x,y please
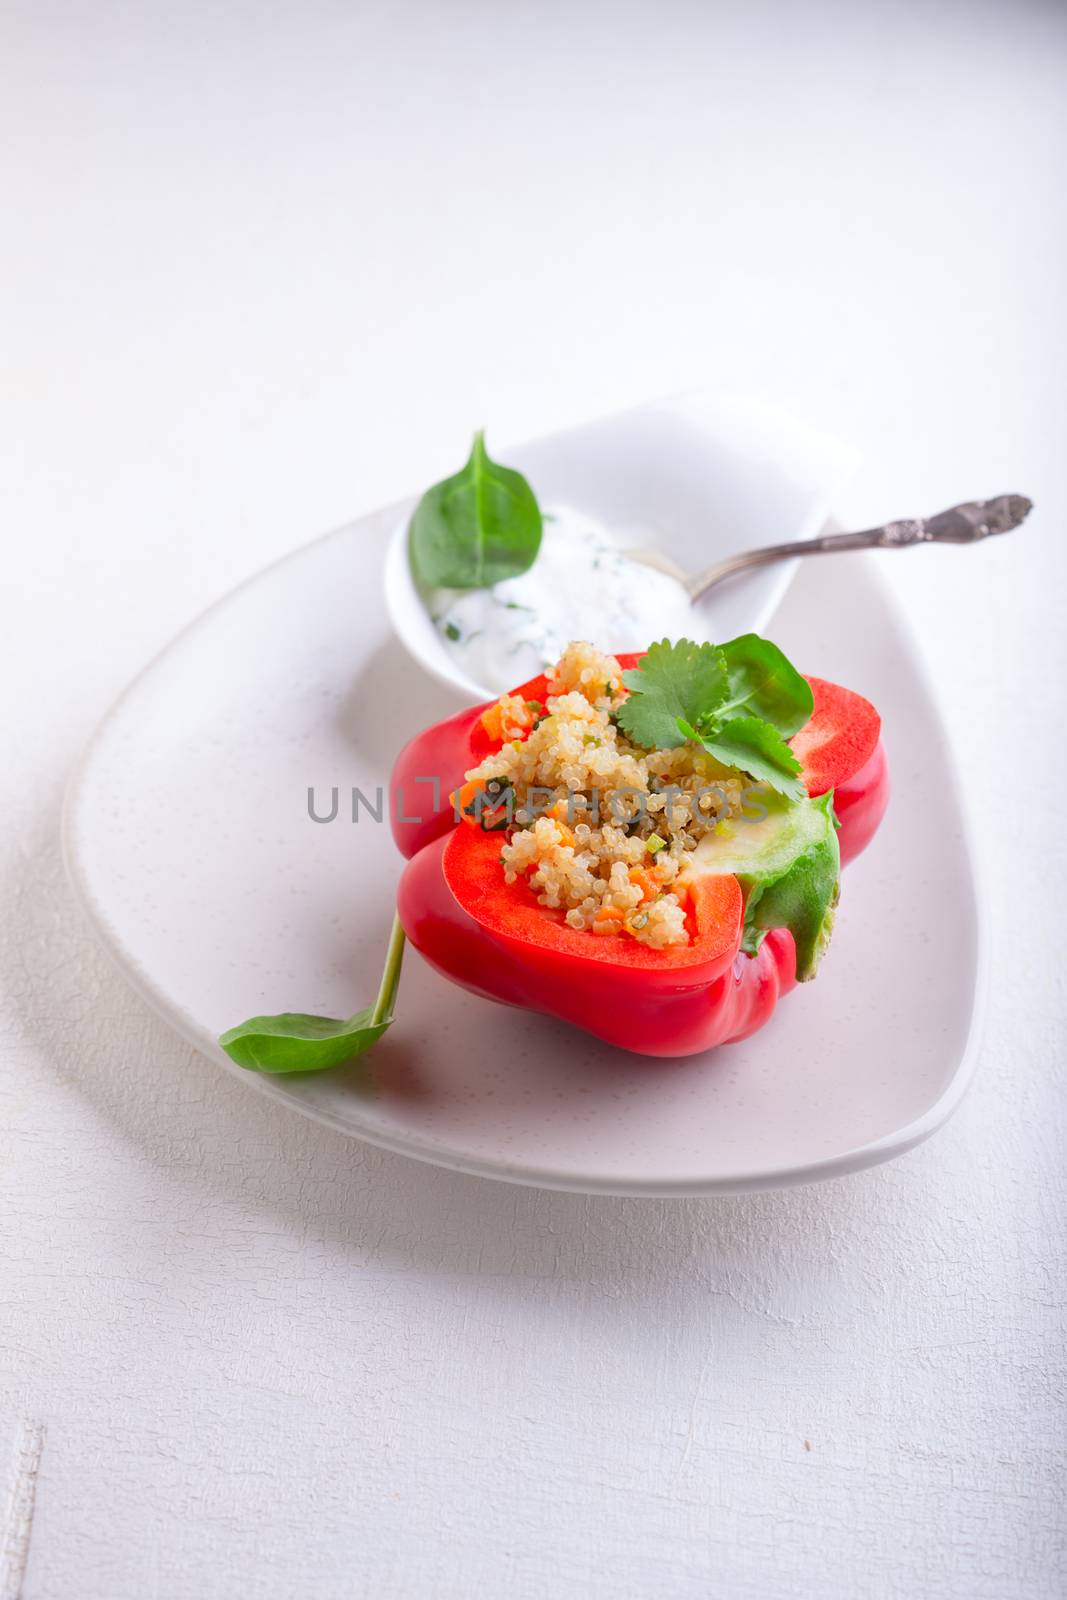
685,493 -> 1033,602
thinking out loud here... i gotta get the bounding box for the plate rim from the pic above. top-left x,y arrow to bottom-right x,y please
62,519 -> 986,1199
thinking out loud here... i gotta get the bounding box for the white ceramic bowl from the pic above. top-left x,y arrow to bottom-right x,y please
384,391 -> 860,700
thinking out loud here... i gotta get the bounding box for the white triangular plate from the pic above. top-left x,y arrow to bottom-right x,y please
64,400 -> 982,1194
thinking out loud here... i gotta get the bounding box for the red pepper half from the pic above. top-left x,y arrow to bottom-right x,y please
390,653 -> 889,1057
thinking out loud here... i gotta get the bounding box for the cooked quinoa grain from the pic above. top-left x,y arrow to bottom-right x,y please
463,642 -> 755,948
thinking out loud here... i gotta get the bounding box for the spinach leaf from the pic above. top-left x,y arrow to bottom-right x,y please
409,431 -> 542,589
219,915 -> 405,1074
717,634 -> 814,737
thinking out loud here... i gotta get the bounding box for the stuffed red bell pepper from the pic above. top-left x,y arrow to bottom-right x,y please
389,636 -> 888,1059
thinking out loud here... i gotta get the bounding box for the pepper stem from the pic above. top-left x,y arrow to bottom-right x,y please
370,911 -> 407,1028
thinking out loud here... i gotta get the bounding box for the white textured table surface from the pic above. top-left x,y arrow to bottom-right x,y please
2,3 -> 1064,1596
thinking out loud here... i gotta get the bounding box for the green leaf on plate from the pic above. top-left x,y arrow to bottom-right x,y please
218,1006 -> 391,1074
219,915 -> 405,1074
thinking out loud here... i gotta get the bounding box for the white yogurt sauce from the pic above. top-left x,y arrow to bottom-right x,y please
431,507 -> 702,694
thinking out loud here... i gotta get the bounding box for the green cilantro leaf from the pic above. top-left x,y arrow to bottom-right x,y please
616,638 -> 727,749
678,715 -> 807,801
617,635 -> 814,800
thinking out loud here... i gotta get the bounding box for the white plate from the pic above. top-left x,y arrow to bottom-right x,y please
63,437 -> 983,1197
385,391 -> 860,699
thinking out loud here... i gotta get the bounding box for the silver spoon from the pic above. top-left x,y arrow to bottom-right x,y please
632,494 -> 1033,602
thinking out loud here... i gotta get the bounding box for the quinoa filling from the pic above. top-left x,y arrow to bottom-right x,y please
459,642 -> 765,948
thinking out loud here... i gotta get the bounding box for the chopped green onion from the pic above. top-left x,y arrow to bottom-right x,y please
646,834 -> 667,855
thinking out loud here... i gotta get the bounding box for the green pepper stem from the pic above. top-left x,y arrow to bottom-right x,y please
370,911 -> 407,1028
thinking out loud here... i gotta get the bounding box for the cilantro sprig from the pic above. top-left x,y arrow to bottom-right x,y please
616,635 -> 814,800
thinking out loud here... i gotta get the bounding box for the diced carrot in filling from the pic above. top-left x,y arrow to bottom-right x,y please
450,778 -> 514,833
593,905 -> 626,934
627,866 -> 658,903
479,705 -> 504,741
480,695 -> 534,744
546,803 -> 578,846
451,781 -> 483,826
